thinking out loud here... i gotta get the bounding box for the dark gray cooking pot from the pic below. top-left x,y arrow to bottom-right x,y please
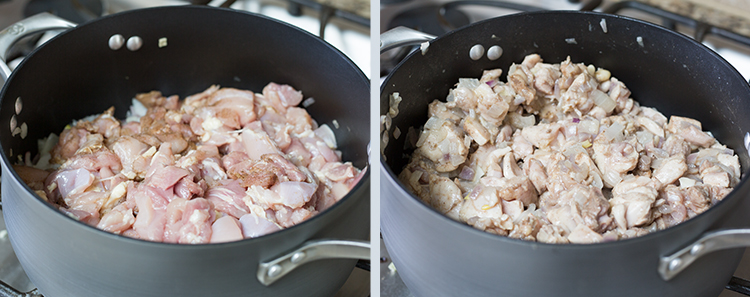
381,11 -> 750,297
0,6 -> 369,297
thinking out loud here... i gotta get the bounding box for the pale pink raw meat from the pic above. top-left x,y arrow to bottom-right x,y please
206,180 -> 250,219
19,83 -> 360,244
210,216 -> 244,243
239,212 -> 282,238
177,198 -> 213,244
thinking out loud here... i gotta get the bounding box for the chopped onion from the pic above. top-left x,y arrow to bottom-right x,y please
389,93 -> 402,117
603,171 -> 622,188
591,171 -> 603,189
381,115 -> 392,132
635,130 -> 654,145
600,18 -> 608,33
393,127 -> 401,139
509,113 -> 535,129
420,41 -> 429,55
564,143 -> 586,159
127,98 -> 147,119
404,126 -> 420,150
604,121 -> 624,142
458,78 -> 480,90
459,166 -> 475,180
590,89 -> 616,113
424,116 -> 443,131
302,97 -> 316,107
679,177 -> 696,188
18,122 -> 27,139
578,118 -> 599,135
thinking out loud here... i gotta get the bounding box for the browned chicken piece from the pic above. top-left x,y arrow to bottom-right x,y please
415,117 -> 469,172
400,54 -> 739,243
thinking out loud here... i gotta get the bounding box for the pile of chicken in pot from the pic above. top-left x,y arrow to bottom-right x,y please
398,54 -> 739,243
14,83 -> 364,244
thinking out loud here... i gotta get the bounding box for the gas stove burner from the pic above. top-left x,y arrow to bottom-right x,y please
387,4 -> 469,36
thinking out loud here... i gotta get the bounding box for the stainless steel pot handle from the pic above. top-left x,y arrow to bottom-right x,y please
0,13 -> 75,296
257,239 -> 370,286
0,12 -> 76,81
0,280 -> 40,297
380,26 -> 436,53
659,229 -> 750,280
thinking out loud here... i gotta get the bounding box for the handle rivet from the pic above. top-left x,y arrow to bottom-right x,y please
14,97 -> 22,114
488,45 -> 503,61
668,258 -> 682,271
291,252 -> 306,264
127,36 -> 143,51
690,243 -> 704,255
108,34 -> 124,50
267,264 -> 282,278
469,44 -> 485,61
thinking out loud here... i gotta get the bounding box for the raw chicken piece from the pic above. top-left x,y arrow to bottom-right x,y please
21,83 -> 359,244
210,216 -> 244,243
177,198 -> 213,244
239,212 -> 282,238
206,180 -> 250,219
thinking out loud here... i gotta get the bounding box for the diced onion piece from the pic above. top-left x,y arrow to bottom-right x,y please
389,93 -> 402,117
38,133 -> 59,156
591,89 -> 616,113
679,177 -> 696,188
604,121 -> 624,142
302,97 -> 316,107
380,115 -> 392,132
591,171 -> 603,189
128,98 -> 147,118
564,143 -> 586,158
509,113 -> 535,129
635,131 -> 655,146
602,170 -> 622,187
457,78 -> 480,90
424,116 -> 443,131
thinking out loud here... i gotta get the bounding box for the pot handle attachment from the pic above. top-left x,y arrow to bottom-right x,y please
659,229 -> 750,280
0,12 -> 76,81
380,26 -> 436,53
0,279 -> 41,297
257,239 -> 370,286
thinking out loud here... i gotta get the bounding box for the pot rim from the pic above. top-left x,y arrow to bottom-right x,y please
379,9 -> 750,250
0,5 -> 370,248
